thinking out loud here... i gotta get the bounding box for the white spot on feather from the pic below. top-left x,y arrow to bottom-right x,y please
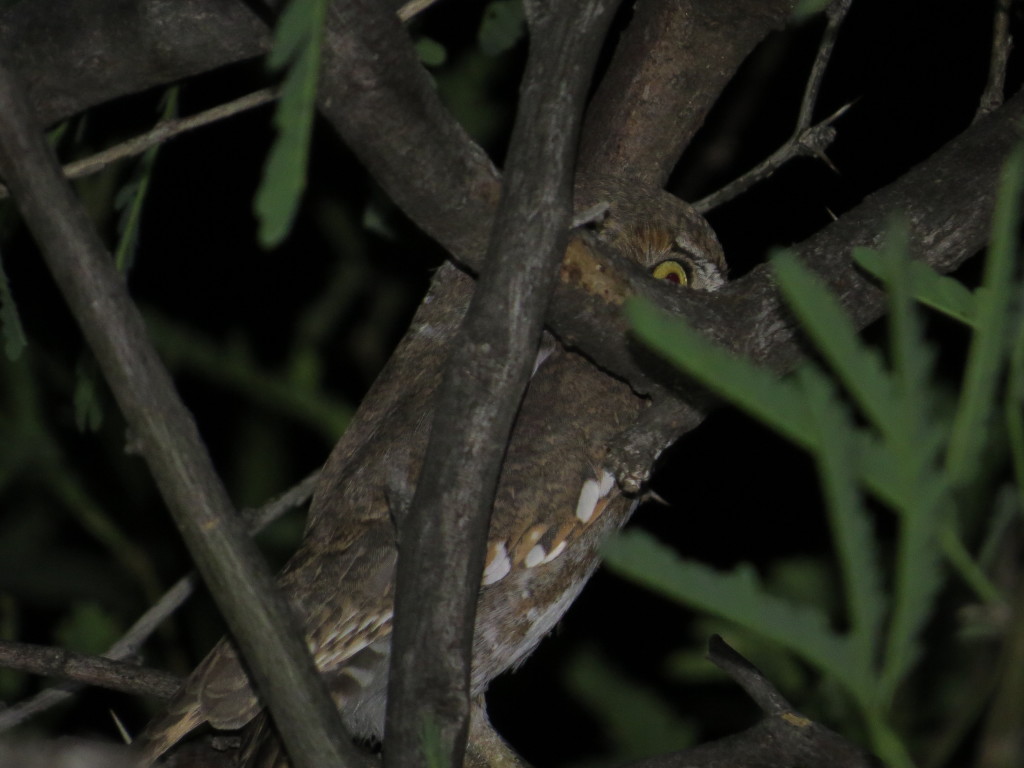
524,544 -> 546,568
541,540 -> 567,564
482,541 -> 512,585
575,478 -> 601,523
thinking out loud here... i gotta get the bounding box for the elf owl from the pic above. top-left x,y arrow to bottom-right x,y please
136,183 -> 726,767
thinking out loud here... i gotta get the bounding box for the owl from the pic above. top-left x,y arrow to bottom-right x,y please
136,184 -> 725,767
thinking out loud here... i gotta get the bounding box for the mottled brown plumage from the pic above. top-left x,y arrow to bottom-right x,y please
136,184 -> 725,767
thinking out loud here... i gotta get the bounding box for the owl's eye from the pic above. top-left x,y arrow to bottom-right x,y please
652,259 -> 689,286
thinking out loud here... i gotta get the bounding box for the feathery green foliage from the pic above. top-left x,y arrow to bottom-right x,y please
113,87 -> 178,272
254,0 -> 328,248
615,150 -> 1024,767
854,249 -> 978,327
946,148 -> 1022,490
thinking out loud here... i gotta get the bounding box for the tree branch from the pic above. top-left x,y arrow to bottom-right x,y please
0,64 -> 368,768
0,641 -> 181,700
695,0 -> 852,211
977,0 -> 1012,119
381,2 -> 620,766
0,0 -> 269,128
315,0 -> 502,263
614,637 -> 879,768
576,0 -> 797,188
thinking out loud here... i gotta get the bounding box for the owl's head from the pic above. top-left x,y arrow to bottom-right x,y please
580,179 -> 727,292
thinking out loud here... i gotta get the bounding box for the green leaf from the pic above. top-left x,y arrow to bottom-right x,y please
55,602 -> 121,655
419,712 -> 448,768
854,248 -> 977,326
478,0 -> 526,56
798,365 -> 886,678
268,0 -> 319,71
863,229 -> 950,704
603,530 -> 864,697
415,36 -> 447,67
882,226 -> 930,408
791,0 -> 834,22
0,251 -> 26,361
854,234 -> 994,607
113,87 -> 178,272
946,147 -> 1023,490
254,0 -> 327,248
773,250 -> 895,430
867,225 -> 945,486
1008,311 -> 1024,506
878,497 -> 945,706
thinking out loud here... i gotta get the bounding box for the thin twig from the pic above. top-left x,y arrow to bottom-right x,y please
0,641 -> 181,700
0,88 -> 278,200
707,635 -> 791,716
397,0 -> 441,21
977,0 -> 1012,120
695,0 -> 853,212
0,471 -> 318,732
797,0 -> 853,131
241,469 -> 320,533
695,101 -> 852,213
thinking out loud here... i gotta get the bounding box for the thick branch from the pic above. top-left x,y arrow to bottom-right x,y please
316,0 -> 501,262
381,2 -> 620,766
577,0 -> 796,187
0,65 -> 368,768
0,0 -> 268,127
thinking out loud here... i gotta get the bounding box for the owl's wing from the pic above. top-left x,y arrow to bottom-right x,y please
135,519 -> 398,764
133,636 -> 257,763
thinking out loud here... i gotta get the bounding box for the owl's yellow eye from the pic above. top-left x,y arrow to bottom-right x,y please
652,259 -> 689,286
